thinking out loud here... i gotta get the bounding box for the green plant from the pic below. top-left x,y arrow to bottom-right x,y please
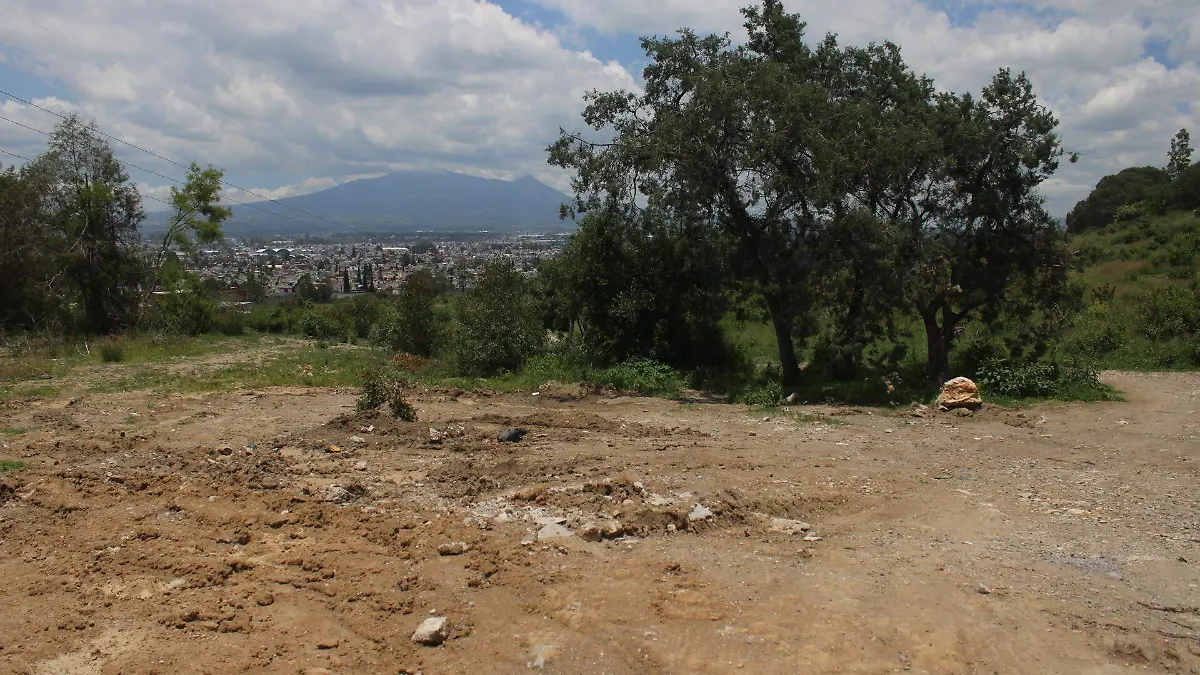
0,459 -> 27,474
592,358 -> 687,397
357,370 -> 418,421
99,341 -> 126,363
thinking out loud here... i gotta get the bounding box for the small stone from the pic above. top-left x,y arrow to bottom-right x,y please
354,461 -> 368,472
976,583 -> 991,595
437,542 -> 469,556
255,592 -> 274,607
534,516 -> 567,526
316,637 -> 340,649
579,523 -> 603,542
785,392 -> 800,405
411,617 -> 449,646
953,407 -> 973,418
217,445 -> 234,456
429,427 -> 445,443
536,523 -> 573,541
802,533 -> 822,542
769,517 -> 812,535
688,504 -> 714,522
350,435 -> 366,444
327,445 -> 342,454
499,428 -> 527,443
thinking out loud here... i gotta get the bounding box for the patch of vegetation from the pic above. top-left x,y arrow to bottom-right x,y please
0,459 -> 27,475
2,427 -> 26,436
357,371 -> 418,421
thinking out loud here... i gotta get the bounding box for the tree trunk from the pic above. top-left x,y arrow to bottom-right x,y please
922,307 -> 949,386
764,293 -> 801,386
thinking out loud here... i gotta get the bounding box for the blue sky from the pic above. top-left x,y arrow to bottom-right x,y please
1,0 -> 1197,218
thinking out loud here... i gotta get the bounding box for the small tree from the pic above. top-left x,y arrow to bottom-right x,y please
1168,128 -> 1193,181
451,259 -> 544,376
373,270 -> 442,356
146,163 -> 232,299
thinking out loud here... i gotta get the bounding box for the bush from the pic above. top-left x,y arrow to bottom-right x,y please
451,260 -> 544,377
294,309 -> 347,340
372,272 -> 442,356
99,341 -> 126,363
592,358 -> 687,397
357,370 -> 418,421
976,359 -> 1058,398
1137,284 -> 1200,342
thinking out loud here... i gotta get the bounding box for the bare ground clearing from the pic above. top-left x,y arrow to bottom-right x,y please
0,356 -> 1197,674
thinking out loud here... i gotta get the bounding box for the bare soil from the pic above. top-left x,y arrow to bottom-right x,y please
0,366 -> 1197,674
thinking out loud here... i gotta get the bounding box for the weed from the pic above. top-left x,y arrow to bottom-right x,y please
99,341 -> 126,363
357,370 -> 418,421
0,459 -> 27,474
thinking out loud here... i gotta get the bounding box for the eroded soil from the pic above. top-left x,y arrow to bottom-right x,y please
0,364 -> 1197,674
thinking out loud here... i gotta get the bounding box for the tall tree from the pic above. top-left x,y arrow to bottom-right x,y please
25,114 -> 145,334
0,162 -> 57,330
1168,128 -> 1193,180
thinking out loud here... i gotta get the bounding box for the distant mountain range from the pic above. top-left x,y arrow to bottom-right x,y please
158,170 -> 574,236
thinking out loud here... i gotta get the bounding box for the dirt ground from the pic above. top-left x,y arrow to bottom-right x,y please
0,362 -> 1197,674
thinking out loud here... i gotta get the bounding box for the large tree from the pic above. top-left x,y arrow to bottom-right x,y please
1168,128 -> 1193,180
25,114 -> 146,334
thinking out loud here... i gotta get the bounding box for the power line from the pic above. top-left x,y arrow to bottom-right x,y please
0,115 -> 348,237
0,86 -> 369,235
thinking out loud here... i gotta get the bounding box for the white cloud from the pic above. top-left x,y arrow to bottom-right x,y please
0,0 -> 1197,218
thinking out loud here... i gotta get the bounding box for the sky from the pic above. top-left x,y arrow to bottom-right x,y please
0,0 -> 1197,219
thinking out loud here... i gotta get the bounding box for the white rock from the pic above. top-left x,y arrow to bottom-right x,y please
688,504 -> 714,522
537,524 -> 573,541
411,616 -> 450,645
350,435 -> 366,444
769,517 -> 812,535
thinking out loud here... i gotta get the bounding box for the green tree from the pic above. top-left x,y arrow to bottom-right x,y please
25,114 -> 146,334
342,268 -> 351,294
880,69 -> 1071,384
373,269 -> 442,356
1168,128 -> 1193,180
146,163 -> 232,298
1064,166 -> 1171,233
451,259 -> 544,376
0,162 -> 59,330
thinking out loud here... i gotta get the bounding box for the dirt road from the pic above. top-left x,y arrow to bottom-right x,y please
0,369 -> 1197,674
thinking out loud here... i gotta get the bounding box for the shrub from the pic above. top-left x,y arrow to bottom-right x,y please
976,359 -> 1058,398
357,370 -> 418,421
593,358 -> 687,397
1137,285 -> 1200,341
451,260 -> 544,377
99,341 -> 126,363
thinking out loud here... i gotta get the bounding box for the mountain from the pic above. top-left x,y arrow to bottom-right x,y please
214,170 -> 572,236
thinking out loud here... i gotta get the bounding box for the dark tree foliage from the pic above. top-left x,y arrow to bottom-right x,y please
452,259 -> 544,376
374,269 -> 442,357
1168,128 -> 1193,181
23,114 -> 147,334
1065,166 -> 1172,233
0,164 -> 57,330
540,208 -> 730,369
550,1 -> 1070,386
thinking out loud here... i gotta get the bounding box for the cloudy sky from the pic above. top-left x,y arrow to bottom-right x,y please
0,0 -> 1197,220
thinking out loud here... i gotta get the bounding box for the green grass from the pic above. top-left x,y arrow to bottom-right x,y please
0,459 -> 27,475
88,344 -> 373,395
2,427 -> 26,436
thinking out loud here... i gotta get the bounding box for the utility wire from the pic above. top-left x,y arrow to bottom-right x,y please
0,0 -> 366,233
0,87 -> 369,236
0,116 -> 347,237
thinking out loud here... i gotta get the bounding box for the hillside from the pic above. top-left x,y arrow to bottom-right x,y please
1065,208 -> 1200,369
215,170 -> 572,235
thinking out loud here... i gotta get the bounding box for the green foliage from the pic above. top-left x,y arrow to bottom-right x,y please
0,459 -> 28,475
1065,166 -> 1171,234
1168,128 -> 1193,181
372,270 -> 442,356
140,274 -> 218,335
357,370 -> 417,421
451,259 -> 544,377
98,340 -> 126,363
590,359 -> 687,398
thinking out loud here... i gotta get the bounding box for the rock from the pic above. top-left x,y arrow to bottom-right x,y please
579,523 -> 603,542
217,445 -> 234,456
323,484 -> 365,504
953,407 -> 974,418
354,461 -> 368,472
536,523 -> 573,541
937,377 -> 982,410
534,516 -> 567,526
429,427 -> 446,443
255,592 -> 274,607
802,533 -> 822,542
411,616 -> 450,646
349,435 -> 366,444
768,517 -> 812,535
785,392 -> 800,405
601,521 -> 625,539
316,637 -> 340,649
976,583 -> 991,595
437,542 -> 469,556
217,531 -> 251,545
499,428 -> 527,443
687,504 -> 714,522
